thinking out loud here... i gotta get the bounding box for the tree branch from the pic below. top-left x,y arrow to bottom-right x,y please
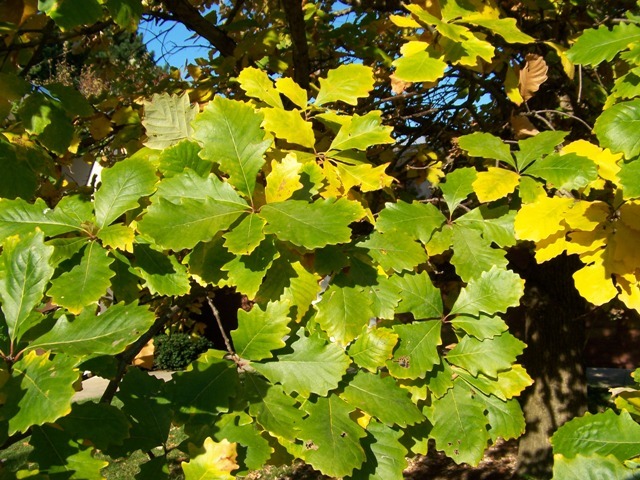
281,0 -> 311,90
162,0 -> 236,58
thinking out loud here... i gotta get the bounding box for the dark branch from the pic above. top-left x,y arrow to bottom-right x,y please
281,0 -> 310,90
341,0 -> 403,12
162,0 -> 236,57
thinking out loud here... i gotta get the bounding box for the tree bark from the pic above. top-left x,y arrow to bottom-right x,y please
507,252 -> 588,479
281,0 -> 310,90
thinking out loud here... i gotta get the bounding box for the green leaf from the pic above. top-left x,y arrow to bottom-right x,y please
192,96 -> 271,199
231,301 -> 291,360
252,330 -> 350,397
213,412 -> 273,471
315,64 -> 374,106
300,395 -> 367,477
188,236 -> 234,286
143,92 -> 197,150
476,393 -> 526,442
567,22 -> 640,66
551,410 -> 640,461
112,368 -> 172,454
455,206 -> 516,248
594,99 -> 640,159
425,360 -> 454,398
392,45 -> 447,83
0,231 -> 54,343
105,0 -> 143,30
46,83 -> 93,117
3,351 -> 77,435
328,111 -> 394,151
38,0 -> 103,30
428,381 -> 490,466
47,242 -> 114,314
552,453 -> 638,480
238,67 -> 283,108
446,332 -> 525,378
0,138 -> 39,200
260,198 -> 365,249
341,371 -> 424,427
386,320 -> 442,379
223,213 -> 267,255
29,424 -> 108,479
351,421 -> 408,480
376,200 -> 446,244
154,170 -> 248,206
275,260 -> 321,322
222,237 -> 279,298
131,244 -> 190,296
262,108 -> 315,148
450,313 -> 508,340
440,167 -> 477,214
158,140 -> 211,178
348,326 -> 398,372
451,225 -> 508,282
525,152 -> 598,190
96,224 -> 134,251
29,302 -> 155,357
0,197 -> 86,241
367,276 -> 401,319
618,160 -> 640,199
166,350 -> 238,418
450,266 -> 525,317
246,377 -> 304,441
359,231 -> 427,273
460,16 -> 534,44
458,132 -> 515,168
138,197 -> 249,250
314,284 -> 374,346
516,130 -> 568,171
58,402 -> 130,450
389,271 -> 443,320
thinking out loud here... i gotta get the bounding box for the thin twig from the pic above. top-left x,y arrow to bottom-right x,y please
206,296 -> 236,357
527,109 -> 592,131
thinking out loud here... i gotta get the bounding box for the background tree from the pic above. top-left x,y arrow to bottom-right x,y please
1,1 -> 640,479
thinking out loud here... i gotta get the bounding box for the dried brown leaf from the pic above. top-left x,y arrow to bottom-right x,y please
510,113 -> 539,139
519,53 -> 548,101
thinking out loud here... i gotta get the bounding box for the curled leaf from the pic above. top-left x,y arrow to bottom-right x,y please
519,53 -> 548,102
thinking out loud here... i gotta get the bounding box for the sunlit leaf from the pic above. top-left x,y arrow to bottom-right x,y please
143,92 -> 197,150
182,437 -> 238,480
238,67 -> 283,108
315,64 -> 374,106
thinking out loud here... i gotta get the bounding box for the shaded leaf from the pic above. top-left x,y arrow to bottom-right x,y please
359,231 -> 427,273
246,376 -> 304,441
132,243 -> 190,296
376,200 -> 446,244
446,332 -> 525,378
223,213 -> 267,255
350,421 -> 408,480
516,130 -> 568,171
440,167 -> 476,214
143,92 -> 197,150
451,225 -> 508,282
551,453 -> 638,480
458,132 -> 515,168
389,271 -> 443,320
158,140 -> 211,178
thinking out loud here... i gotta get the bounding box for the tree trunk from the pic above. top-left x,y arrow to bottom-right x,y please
507,252 -> 588,479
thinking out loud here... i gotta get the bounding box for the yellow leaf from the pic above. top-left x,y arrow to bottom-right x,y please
89,115 -> 113,141
336,162 -> 394,192
619,201 -> 640,231
562,200 -> 609,231
535,230 -> 568,263
519,53 -> 548,102
261,108 -> 315,149
505,64 -> 524,105
132,339 -> 155,369
561,140 -> 621,183
610,222 -> 640,274
566,227 -> 607,256
265,154 -> 303,203
617,273 -> 640,312
514,196 -> 573,241
320,161 -> 343,198
182,437 -> 238,480
97,224 -> 135,252
472,167 -> 520,202
390,14 -> 421,28
545,41 -> 574,80
573,262 -> 618,306
275,77 -> 307,109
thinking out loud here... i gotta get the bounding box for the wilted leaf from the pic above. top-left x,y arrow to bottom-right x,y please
519,53 -> 548,102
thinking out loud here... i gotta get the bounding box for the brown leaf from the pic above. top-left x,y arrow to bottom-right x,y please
132,339 -> 155,369
390,73 -> 412,95
510,113 -> 539,139
518,53 -> 548,102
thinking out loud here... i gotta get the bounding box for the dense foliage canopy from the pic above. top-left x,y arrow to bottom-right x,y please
1,0 -> 640,478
